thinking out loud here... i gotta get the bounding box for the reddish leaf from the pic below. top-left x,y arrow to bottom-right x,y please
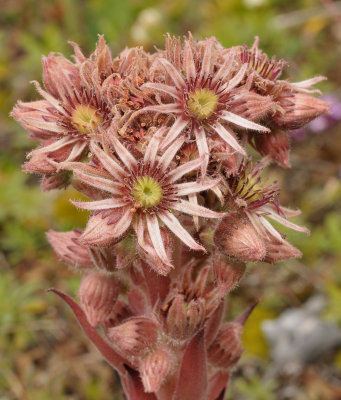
122,364 -> 158,400
48,288 -> 128,375
205,300 -> 225,346
173,330 -> 207,400
207,371 -> 230,400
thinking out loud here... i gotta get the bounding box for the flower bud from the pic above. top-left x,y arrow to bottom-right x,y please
214,212 -> 266,262
274,91 -> 329,130
213,258 -> 246,295
263,235 -> 302,264
46,229 -> 91,269
88,247 -> 116,273
208,322 -> 244,369
41,172 -> 69,191
78,273 -> 119,327
106,317 -> 158,357
139,348 -> 173,392
252,130 -> 291,168
163,294 -> 206,340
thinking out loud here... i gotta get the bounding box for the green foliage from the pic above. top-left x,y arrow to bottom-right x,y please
231,375 -> 277,400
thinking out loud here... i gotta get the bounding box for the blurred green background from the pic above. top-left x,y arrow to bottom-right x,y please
1,0 -> 341,399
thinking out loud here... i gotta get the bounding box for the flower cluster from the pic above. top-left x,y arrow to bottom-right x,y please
13,34 -> 328,399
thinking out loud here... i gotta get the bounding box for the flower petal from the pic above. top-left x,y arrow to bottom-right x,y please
159,211 -> 205,252
226,63 -> 248,91
158,58 -> 185,89
167,156 -> 203,183
81,207 -> 133,246
211,122 -> 246,156
172,200 -> 225,218
146,214 -> 173,267
161,117 -> 189,150
71,198 -> 129,210
142,82 -> 180,100
220,111 -> 270,132
107,131 -> 137,171
194,126 -> 209,178
159,136 -> 186,170
90,142 -> 126,179
73,170 -> 124,195
174,178 -> 220,196
183,41 -> 196,81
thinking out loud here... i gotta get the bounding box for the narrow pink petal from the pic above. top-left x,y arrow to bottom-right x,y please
245,210 -> 266,237
108,133 -> 137,171
183,41 -> 196,81
81,207 -> 133,245
159,136 -> 186,170
71,198 -> 128,210
174,178 -> 220,196
226,63 -> 248,91
172,200 -> 225,218
74,171 -> 124,195
199,40 -> 212,82
23,118 -> 65,134
188,193 -> 199,231
167,156 -> 203,183
158,58 -> 185,89
211,122 -> 246,156
31,81 -> 68,116
160,117 -> 189,150
220,111 -> 270,132
259,215 -> 284,242
159,211 -> 205,252
210,185 -> 224,205
279,206 -> 302,218
90,142 -> 126,179
194,126 -> 209,178
133,216 -> 146,249
142,82 -> 180,99
34,137 -> 79,154
146,214 -> 173,267
143,104 -> 182,114
264,210 -> 310,234
65,141 -> 87,162
144,127 -> 165,165
211,49 -> 236,85
292,76 -> 326,89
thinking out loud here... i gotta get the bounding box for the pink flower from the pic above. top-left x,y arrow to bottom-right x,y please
63,127 -> 224,274
141,35 -> 270,177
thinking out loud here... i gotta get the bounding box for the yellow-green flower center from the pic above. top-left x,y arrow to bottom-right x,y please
71,104 -> 102,135
235,175 -> 263,204
187,89 -> 218,120
132,176 -> 163,208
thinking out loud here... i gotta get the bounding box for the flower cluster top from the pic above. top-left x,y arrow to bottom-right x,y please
13,34 -> 328,275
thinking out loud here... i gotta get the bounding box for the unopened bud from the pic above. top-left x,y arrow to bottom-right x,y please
213,258 -> 246,294
274,92 -> 329,130
252,130 -> 291,168
88,247 -> 116,273
46,229 -> 91,269
139,348 -> 173,392
164,295 -> 206,340
106,317 -> 158,357
78,273 -> 119,327
214,212 -> 266,262
264,235 -> 302,264
208,322 -> 244,369
41,172 -> 69,191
